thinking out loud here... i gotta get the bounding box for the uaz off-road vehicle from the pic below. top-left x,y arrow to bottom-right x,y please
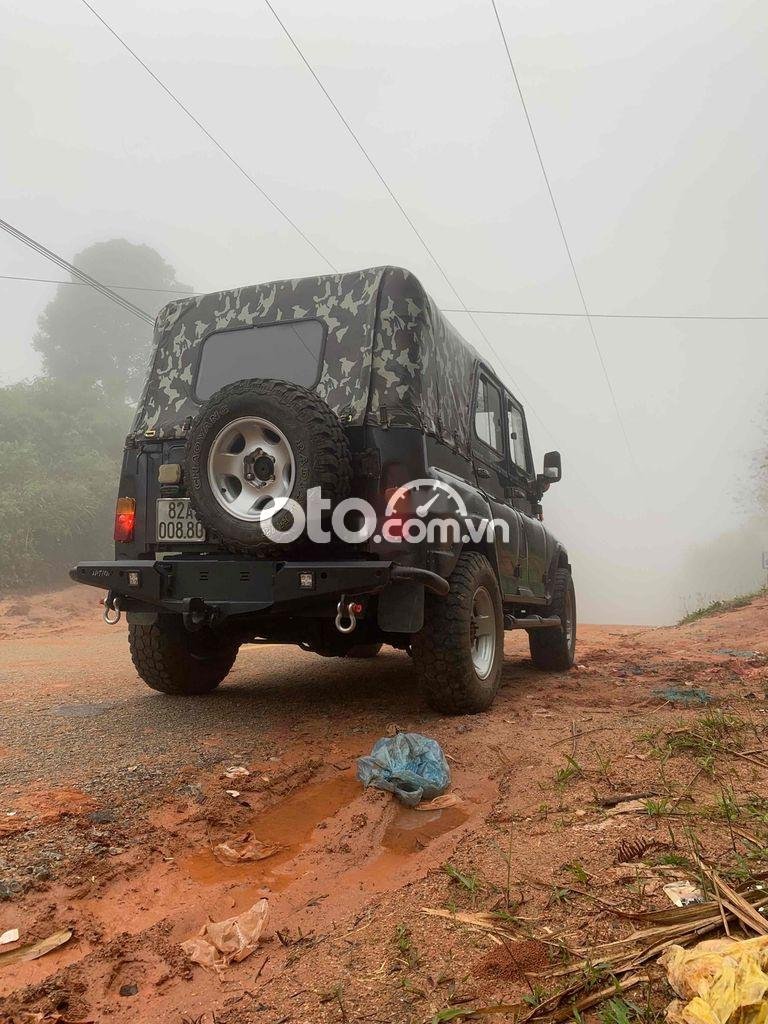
72,266 -> 575,714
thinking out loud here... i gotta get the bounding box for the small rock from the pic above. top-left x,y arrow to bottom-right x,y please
180,783 -> 206,805
32,866 -> 51,881
119,984 -> 138,997
88,809 -> 117,824
39,848 -> 64,861
85,842 -> 109,857
0,880 -> 23,901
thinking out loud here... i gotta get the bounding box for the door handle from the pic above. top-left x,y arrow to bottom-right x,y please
476,467 -> 492,479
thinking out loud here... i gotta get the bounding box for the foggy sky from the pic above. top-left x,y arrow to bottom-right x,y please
2,0 -> 767,623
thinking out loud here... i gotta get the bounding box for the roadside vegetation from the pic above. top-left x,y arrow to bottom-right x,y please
677,587 -> 767,626
0,239 -> 188,593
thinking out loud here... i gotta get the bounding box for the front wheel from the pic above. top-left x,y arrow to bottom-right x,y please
412,552 -> 504,714
129,617 -> 239,694
528,568 -> 576,670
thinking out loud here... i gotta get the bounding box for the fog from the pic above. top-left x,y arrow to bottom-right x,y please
2,0 -> 767,623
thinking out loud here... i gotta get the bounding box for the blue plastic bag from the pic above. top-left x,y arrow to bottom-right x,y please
356,732 -> 451,807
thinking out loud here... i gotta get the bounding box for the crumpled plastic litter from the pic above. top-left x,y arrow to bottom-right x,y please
661,934 -> 768,1024
663,880 -> 706,907
181,898 -> 269,974
356,732 -> 450,806
213,831 -> 281,865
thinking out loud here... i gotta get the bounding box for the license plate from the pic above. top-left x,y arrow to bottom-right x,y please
156,499 -> 207,544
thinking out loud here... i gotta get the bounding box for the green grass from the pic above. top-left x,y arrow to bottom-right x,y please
677,588 -> 766,626
441,862 -> 482,895
553,755 -> 583,791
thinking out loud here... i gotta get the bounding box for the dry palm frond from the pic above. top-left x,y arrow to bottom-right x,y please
616,836 -> 665,863
420,907 -> 517,938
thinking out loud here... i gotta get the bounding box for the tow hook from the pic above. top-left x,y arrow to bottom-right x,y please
103,592 -> 121,625
335,594 -> 363,635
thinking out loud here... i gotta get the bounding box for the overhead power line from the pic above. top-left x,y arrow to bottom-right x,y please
3,274 -> 765,321
0,218 -> 155,324
80,0 -> 337,274
0,273 -> 196,295
442,307 -> 768,322
262,0 -> 553,443
489,0 -> 639,469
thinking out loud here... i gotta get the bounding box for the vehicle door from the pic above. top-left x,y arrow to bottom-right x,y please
506,395 -> 548,599
470,369 -> 522,598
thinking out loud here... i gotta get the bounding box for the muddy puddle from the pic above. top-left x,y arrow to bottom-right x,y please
180,773 -> 361,890
381,803 -> 469,855
180,772 -> 471,894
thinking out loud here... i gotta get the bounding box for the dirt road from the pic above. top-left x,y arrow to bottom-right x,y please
1,587 -> 767,1023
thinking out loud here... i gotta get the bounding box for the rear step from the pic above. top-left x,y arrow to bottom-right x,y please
504,614 -> 561,631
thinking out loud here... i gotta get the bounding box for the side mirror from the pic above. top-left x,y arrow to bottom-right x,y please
543,451 -> 562,482
536,451 -> 562,495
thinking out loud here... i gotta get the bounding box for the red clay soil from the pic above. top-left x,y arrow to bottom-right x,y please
0,586 -> 767,1022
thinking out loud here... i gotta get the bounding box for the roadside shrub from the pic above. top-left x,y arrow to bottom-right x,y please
0,379 -> 131,592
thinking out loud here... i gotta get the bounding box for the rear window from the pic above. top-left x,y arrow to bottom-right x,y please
195,320 -> 325,401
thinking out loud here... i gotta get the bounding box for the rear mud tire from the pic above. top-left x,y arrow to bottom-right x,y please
129,617 -> 239,695
528,568 -> 576,671
185,378 -> 352,557
343,642 -> 383,659
412,552 -> 504,715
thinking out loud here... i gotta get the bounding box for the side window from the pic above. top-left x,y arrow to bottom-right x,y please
508,400 -> 530,473
474,376 -> 504,453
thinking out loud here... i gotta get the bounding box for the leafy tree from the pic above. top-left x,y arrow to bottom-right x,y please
32,239 -> 190,403
0,378 -> 130,590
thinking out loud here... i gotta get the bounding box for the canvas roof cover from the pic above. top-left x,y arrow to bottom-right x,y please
132,266 -> 481,454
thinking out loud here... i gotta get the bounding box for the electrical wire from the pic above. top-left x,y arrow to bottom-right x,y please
442,307 -> 768,321
0,273 -> 196,295
0,218 -> 155,324
490,0 -> 639,469
3,275 -> 764,321
262,0 -> 552,442
80,0 -> 337,273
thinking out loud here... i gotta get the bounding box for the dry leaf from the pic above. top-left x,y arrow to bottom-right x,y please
604,799 -> 648,817
0,929 -> 72,968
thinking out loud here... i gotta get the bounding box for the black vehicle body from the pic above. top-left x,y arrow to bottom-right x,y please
72,266 -> 573,707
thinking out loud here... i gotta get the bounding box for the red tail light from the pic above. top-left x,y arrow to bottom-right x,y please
114,497 -> 136,542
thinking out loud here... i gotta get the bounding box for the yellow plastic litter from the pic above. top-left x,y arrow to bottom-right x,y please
661,935 -> 768,1024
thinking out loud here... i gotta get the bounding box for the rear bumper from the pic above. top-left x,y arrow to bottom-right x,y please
69,558 -> 447,620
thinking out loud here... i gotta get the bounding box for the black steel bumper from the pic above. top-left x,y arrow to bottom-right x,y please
69,558 -> 448,619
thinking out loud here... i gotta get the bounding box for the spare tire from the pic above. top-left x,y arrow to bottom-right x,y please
185,378 -> 352,556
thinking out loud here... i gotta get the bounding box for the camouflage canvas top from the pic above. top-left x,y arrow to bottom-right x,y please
132,266 -> 480,455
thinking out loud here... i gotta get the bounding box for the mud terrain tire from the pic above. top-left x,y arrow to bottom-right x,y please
129,617 -> 239,694
412,552 -> 504,714
528,567 -> 576,671
342,642 -> 382,659
185,378 -> 352,556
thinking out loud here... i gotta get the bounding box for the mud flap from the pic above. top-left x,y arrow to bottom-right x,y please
377,582 -> 424,633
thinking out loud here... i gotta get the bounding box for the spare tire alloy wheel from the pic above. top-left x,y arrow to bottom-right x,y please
185,378 -> 352,556
207,416 -> 295,523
